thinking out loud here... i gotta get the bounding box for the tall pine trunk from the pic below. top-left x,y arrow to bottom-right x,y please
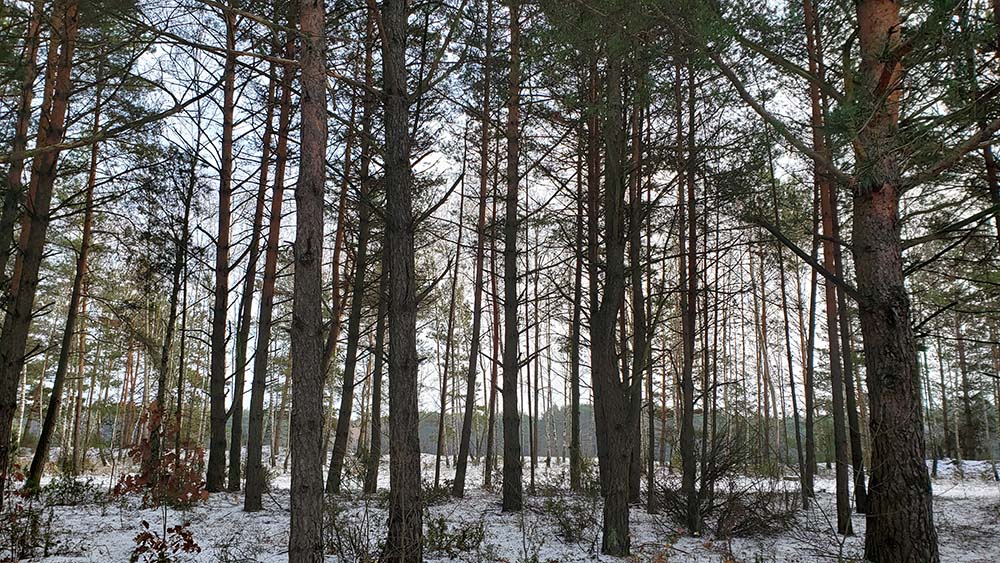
207,0 -> 237,492
453,6 -> 493,492
288,0 -> 327,559
569,146 -> 584,492
327,43 -> 377,491
0,0 -> 43,290
678,62 -> 700,536
228,54 -> 277,492
382,0 -> 423,559
501,0 -> 524,514
854,1 -> 938,560
590,35 -> 634,556
0,0 -> 79,503
26,78 -> 99,490
819,130 -> 853,535
245,12 -> 295,511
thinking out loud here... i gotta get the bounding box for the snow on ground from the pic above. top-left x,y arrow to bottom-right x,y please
11,455 -> 1000,562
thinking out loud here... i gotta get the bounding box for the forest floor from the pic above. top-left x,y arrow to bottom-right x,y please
10,454 -> 1000,562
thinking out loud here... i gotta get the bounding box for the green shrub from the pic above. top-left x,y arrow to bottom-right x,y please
41,475 -> 107,507
424,516 -> 485,557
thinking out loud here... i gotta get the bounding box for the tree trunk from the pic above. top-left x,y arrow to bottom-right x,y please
363,257 -> 388,495
228,56 -> 277,493
25,127 -> 97,487
382,1 -> 423,560
955,316 -> 978,459
288,0 -> 327,559
484,168 -> 501,488
590,35 -> 634,556
829,173 -> 869,511
148,147 -> 189,481
0,0 -> 79,503
0,0 -> 43,292
501,0 -> 524,515
245,17 -> 294,511
766,137 -> 807,506
207,0 -> 237,493
800,0 -> 824,507
320,113 -> 355,381
69,290 -> 87,476
435,182 -> 464,490
327,42 -> 377,491
569,147 -> 584,492
627,89 -> 651,513
678,61 -> 700,536
819,131 -> 853,535
855,1 -> 938,560
453,8 -> 494,493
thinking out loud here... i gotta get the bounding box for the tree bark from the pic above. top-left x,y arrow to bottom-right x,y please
627,90 -> 651,513
678,61 -> 700,536
0,0 -> 43,293
382,0 -> 423,559
955,316 -> 978,459
569,144 -> 584,492
435,182 -> 464,489
245,14 -> 295,511
590,34 -> 634,556
819,130 -> 853,535
327,41 -> 377,491
0,0 -> 79,503
288,0 -> 327,559
800,0 -> 823,507
25,115 -> 98,488
854,2 -> 938,560
829,172 -> 869,511
766,136 -> 807,506
484,164 -> 501,488
228,56 -> 277,493
363,257 -> 388,495
149,145 -> 191,482
501,0 -> 524,515
453,8 -> 494,492
207,0 -> 238,493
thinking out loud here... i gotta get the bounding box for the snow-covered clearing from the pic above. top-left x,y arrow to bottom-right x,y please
11,456 -> 1000,562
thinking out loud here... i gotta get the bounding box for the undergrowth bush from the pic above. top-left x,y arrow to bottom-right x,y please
324,498 -> 383,562
420,480 -> 452,506
114,406 -> 208,509
41,474 -> 106,507
541,494 -> 599,543
0,463 -> 54,560
658,435 -> 797,540
424,515 -> 486,557
130,518 -> 200,563
213,523 -> 266,563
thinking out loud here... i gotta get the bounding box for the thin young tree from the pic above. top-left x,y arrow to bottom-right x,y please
327,36 -> 378,492
245,4 -> 295,511
228,53 -> 277,493
501,0 -> 524,514
678,59 -> 700,536
453,0 -> 495,494
25,70 -> 101,490
363,256 -> 388,495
